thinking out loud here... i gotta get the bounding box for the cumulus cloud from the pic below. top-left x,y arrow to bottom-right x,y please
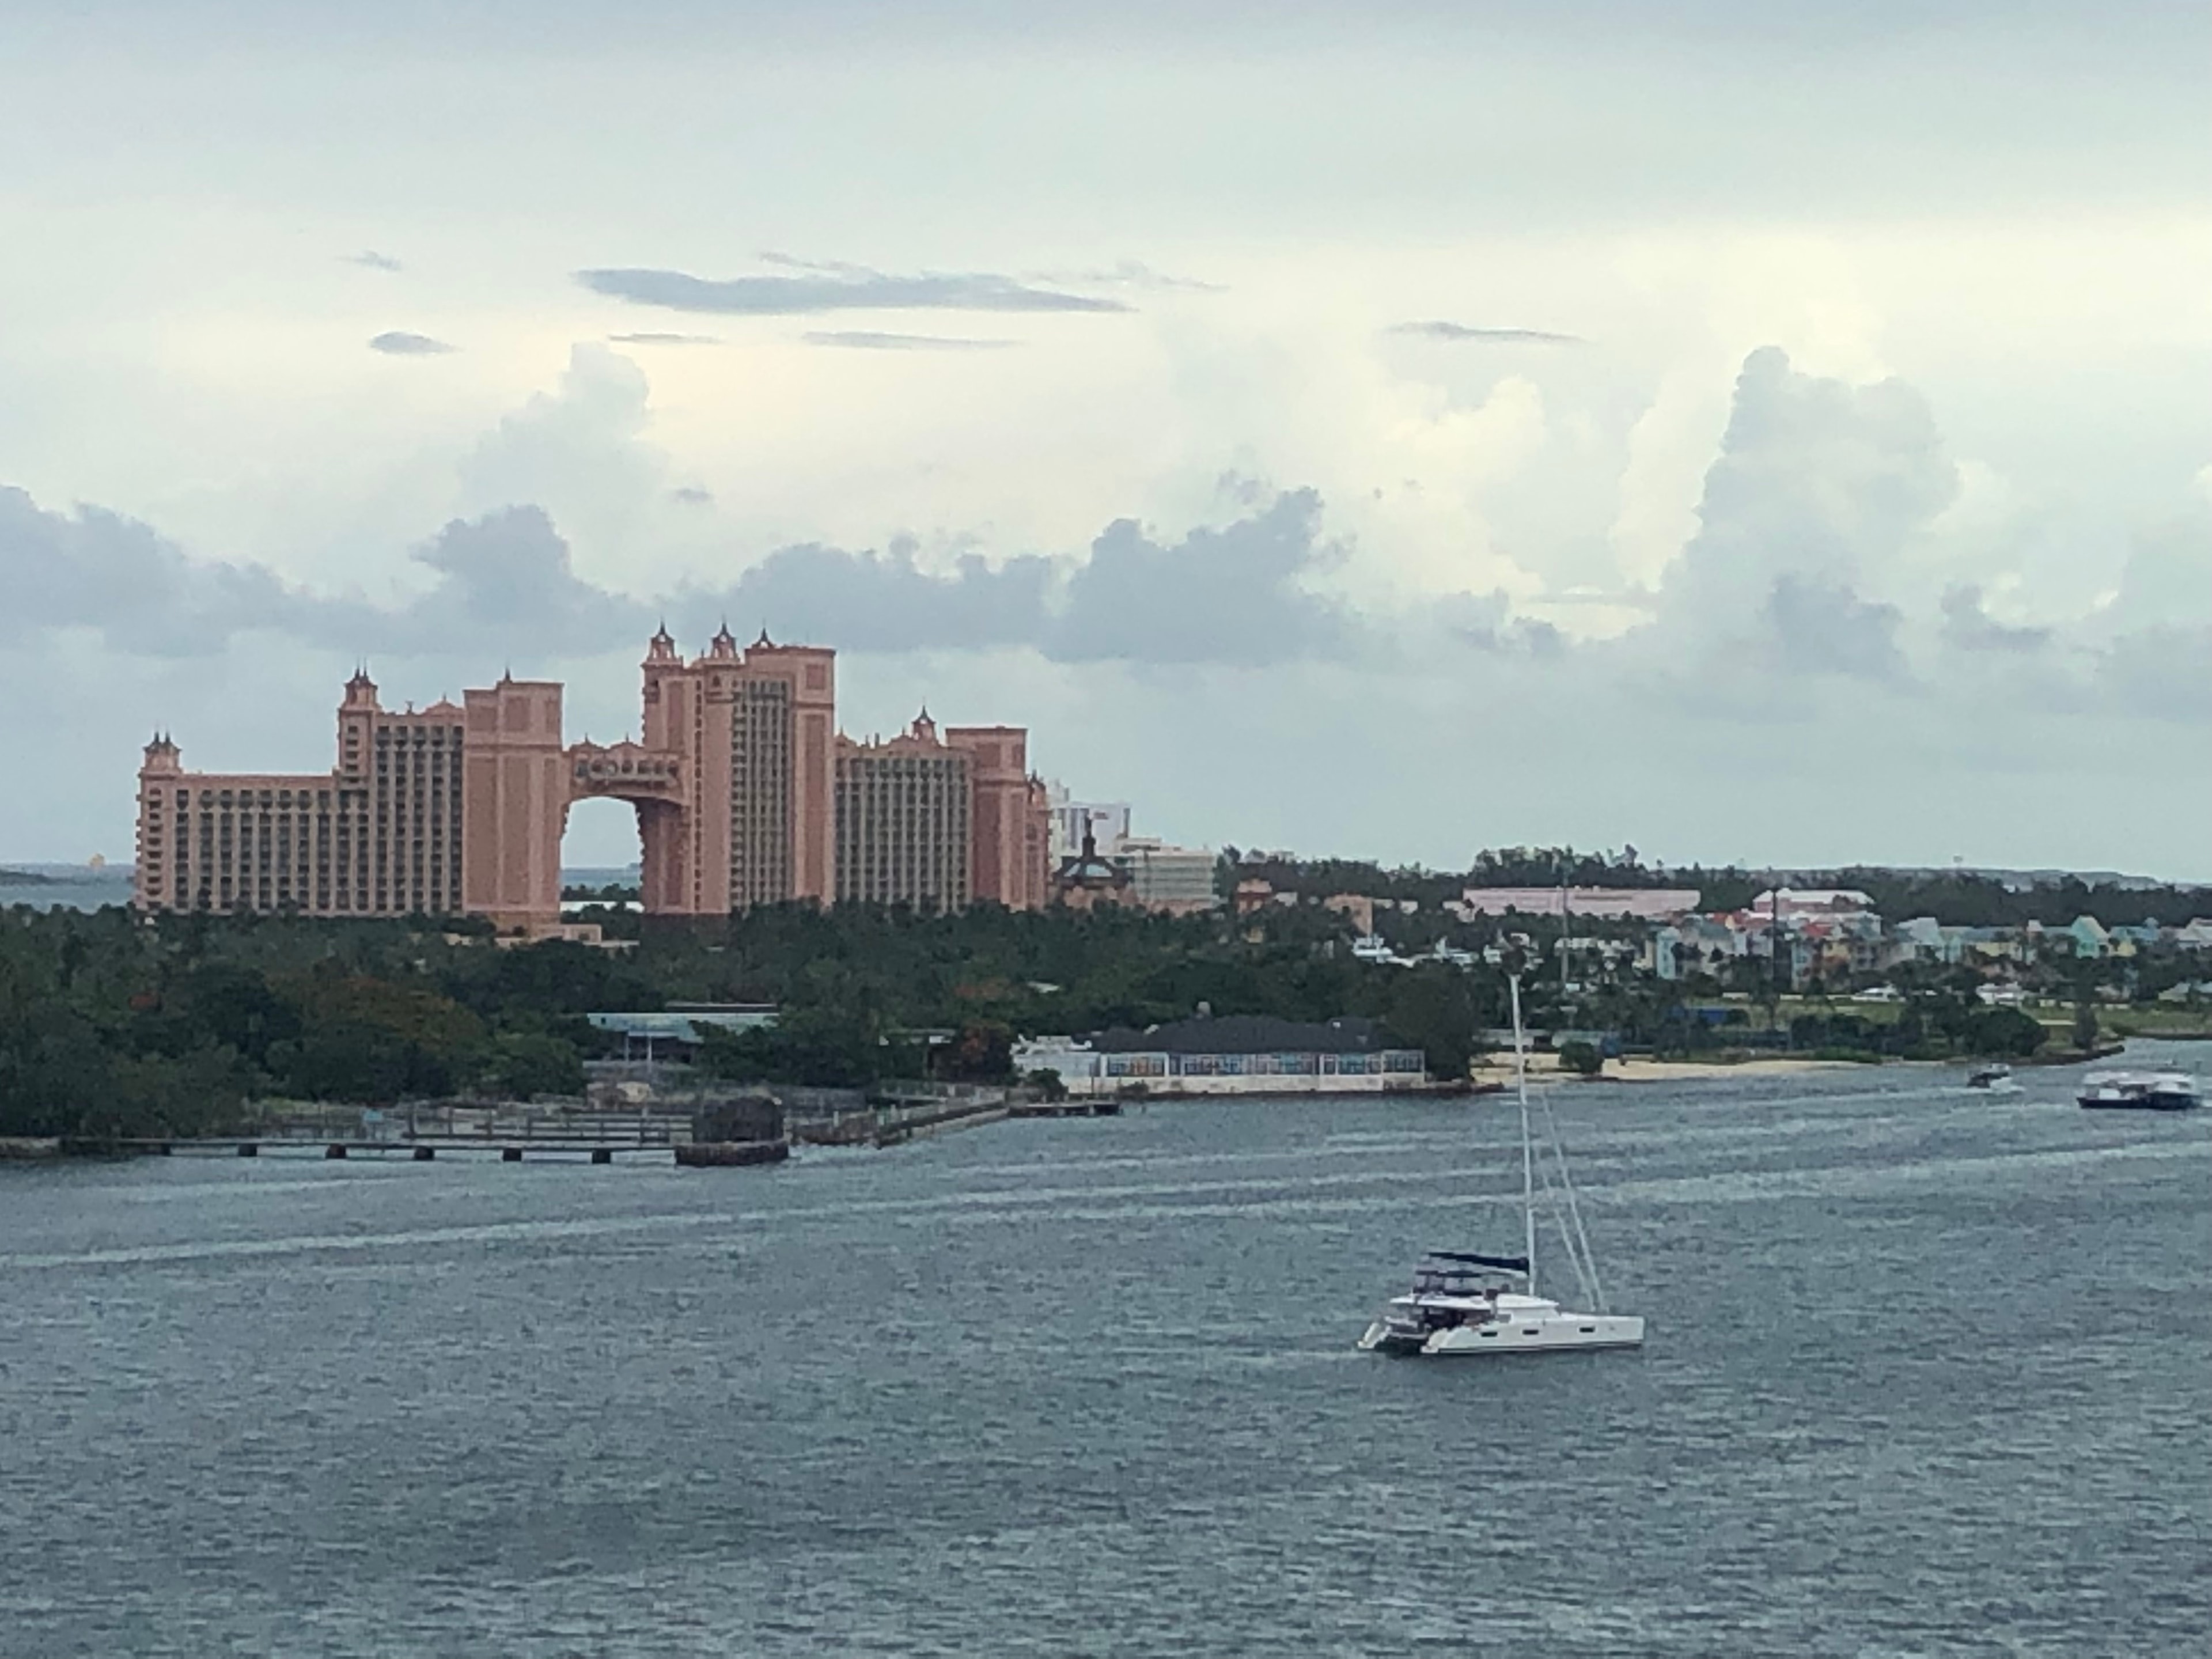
575,261 -> 1132,316
0,487 -> 303,656
1941,584 -> 2052,653
1763,574 -> 1911,681
675,491 -> 1352,665
680,543 -> 1053,655
1650,346 -> 1957,683
368,331 -> 455,355
0,477 -> 1353,670
1389,320 -> 1584,345
344,251 -> 404,272
801,331 -> 1017,351
395,508 -> 654,656
1052,490 -> 1353,665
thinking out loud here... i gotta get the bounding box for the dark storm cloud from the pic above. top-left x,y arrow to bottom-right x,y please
801,331 -> 1017,351
1389,321 -> 1584,345
344,251 -> 404,272
575,263 -> 1132,316
368,331 -> 455,355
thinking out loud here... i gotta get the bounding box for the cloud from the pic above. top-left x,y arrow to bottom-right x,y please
368,331 -> 456,356
1653,346 -> 1959,679
1941,584 -> 2052,653
1051,490 -> 1354,665
344,251 -> 404,272
1763,574 -> 1910,681
607,332 -> 721,346
397,507 -> 652,655
680,542 -> 1054,655
669,486 -> 714,506
1389,321 -> 1584,345
1030,259 -> 1224,293
801,331 -> 1017,351
575,262 -> 1132,316
0,487 -> 303,656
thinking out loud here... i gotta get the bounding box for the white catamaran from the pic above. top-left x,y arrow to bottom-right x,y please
1359,971 -> 1645,1357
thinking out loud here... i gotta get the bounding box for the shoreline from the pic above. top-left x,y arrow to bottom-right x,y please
1471,1055 -> 1873,1085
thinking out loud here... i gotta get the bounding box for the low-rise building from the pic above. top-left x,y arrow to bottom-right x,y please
1016,1014 -> 1426,1096
1457,887 -> 1700,921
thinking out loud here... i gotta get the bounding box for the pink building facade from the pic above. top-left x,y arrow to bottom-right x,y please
134,636 -> 1050,930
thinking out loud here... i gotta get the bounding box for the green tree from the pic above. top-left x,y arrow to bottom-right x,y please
1556,1039 -> 1603,1078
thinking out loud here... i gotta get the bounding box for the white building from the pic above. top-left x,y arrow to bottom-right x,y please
1043,783 -> 1132,860
1114,836 -> 1219,913
1017,1014 -> 1427,1097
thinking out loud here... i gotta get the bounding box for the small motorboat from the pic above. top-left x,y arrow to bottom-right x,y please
1966,1064 -> 2019,1093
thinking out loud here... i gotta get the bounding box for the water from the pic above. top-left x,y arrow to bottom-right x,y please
3,1055 -> 2207,1657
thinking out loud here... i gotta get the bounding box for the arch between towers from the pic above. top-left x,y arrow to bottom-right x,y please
562,752 -> 699,929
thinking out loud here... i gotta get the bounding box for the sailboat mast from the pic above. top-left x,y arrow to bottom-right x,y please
1509,969 -> 1537,1297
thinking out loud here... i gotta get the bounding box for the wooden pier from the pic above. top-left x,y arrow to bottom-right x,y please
60,1135 -> 673,1164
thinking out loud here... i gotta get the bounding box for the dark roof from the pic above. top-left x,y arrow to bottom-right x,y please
1086,1014 -> 1392,1055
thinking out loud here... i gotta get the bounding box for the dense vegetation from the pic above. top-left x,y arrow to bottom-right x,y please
6,855 -> 2199,1139
1230,845 -> 2211,929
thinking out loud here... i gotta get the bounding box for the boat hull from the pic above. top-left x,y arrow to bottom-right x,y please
1423,1313 -> 1646,1356
1356,1320 -> 1431,1355
2078,1093 -> 2199,1112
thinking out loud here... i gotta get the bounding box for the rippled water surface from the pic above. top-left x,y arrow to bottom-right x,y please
3,1054 -> 2207,1657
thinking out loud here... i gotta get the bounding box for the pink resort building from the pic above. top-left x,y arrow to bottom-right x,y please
134,632 -> 1051,932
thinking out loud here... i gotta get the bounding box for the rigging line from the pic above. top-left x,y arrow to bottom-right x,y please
1539,1085 -> 1607,1313
1531,1150 -> 1597,1312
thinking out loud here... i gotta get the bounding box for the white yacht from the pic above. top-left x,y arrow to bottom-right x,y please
2077,1069 -> 2200,1111
1359,972 -> 1645,1358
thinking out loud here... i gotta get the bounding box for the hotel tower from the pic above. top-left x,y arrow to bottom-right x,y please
135,633 -> 1048,930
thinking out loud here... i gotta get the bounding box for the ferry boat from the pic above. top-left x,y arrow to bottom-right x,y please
2076,1069 -> 2200,1111
1359,971 -> 1645,1358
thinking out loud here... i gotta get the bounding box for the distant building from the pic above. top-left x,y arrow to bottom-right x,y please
1043,787 -> 1132,861
1015,1014 -> 1426,1097
1115,838 -> 1218,914
1051,827 -> 1135,911
1323,893 -> 1376,935
1456,887 -> 1700,921
834,713 -> 972,913
135,630 -> 1051,929
587,1004 -> 778,1062
1748,888 -> 1876,918
134,669 -> 566,928
945,725 -> 1050,911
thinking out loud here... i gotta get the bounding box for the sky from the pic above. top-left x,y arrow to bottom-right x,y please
3,2 -> 2210,877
